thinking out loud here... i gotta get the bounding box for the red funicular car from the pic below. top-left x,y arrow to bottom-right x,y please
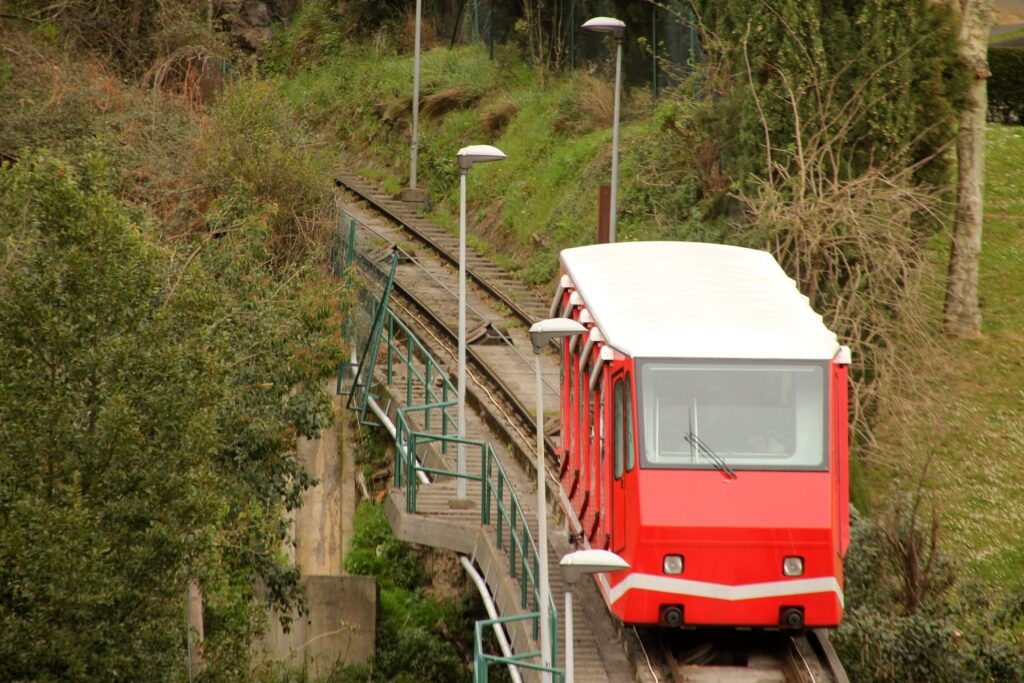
552,241 -> 850,629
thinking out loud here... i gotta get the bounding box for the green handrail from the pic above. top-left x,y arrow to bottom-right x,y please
473,615 -> 563,683
338,211 -> 561,681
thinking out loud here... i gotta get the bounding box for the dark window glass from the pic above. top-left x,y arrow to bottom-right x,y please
625,373 -> 635,472
614,378 -> 625,479
636,360 -> 829,471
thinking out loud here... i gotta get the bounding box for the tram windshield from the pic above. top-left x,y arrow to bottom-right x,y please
636,360 -> 828,471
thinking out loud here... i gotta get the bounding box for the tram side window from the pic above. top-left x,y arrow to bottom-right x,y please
614,378 -> 624,479
588,366 -> 596,490
566,348 -> 575,457
624,373 -> 635,472
598,381 -> 607,516
578,362 -> 586,449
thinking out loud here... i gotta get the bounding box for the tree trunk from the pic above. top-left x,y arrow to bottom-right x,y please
185,580 -> 205,681
944,0 -> 993,338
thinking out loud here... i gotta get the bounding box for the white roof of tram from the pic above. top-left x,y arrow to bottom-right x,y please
558,241 -> 840,360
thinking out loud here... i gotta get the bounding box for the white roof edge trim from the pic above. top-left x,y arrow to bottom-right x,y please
579,309 -> 594,324
550,274 -> 575,317
559,242 -> 840,360
590,328 -> 605,343
569,291 -> 583,306
834,345 -> 852,365
590,345 -> 620,388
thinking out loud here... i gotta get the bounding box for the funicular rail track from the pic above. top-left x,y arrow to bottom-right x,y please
333,174 -> 849,683
335,172 -> 548,327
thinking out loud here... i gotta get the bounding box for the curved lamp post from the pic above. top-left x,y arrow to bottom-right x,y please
529,318 -> 587,682
453,145 -> 507,505
559,549 -> 630,683
581,16 -> 626,243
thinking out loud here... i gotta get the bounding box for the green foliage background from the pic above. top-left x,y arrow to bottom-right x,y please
0,19 -> 346,679
336,503 -> 472,683
691,0 -> 967,191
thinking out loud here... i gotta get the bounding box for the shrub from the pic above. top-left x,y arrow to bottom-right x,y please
191,78 -> 333,264
343,503 -> 430,588
835,505 -> 1024,681
693,0 -> 967,189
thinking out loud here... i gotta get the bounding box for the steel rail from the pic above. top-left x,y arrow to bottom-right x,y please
335,187 -> 561,468
334,173 -> 542,329
385,271 -> 558,466
806,629 -> 850,683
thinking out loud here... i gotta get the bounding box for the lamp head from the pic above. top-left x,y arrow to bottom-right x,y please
581,16 -> 626,40
559,549 -> 630,585
457,144 -> 507,173
529,318 -> 586,354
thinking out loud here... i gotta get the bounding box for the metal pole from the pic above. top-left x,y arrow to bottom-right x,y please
457,171 -> 468,500
570,0 -> 576,70
564,586 -> 574,683
609,37 -> 622,243
651,5 -> 658,100
185,580 -> 204,681
451,0 -> 466,49
535,352 -> 551,682
410,0 -> 422,189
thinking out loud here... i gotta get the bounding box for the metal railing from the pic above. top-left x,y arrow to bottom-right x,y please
335,203 -> 560,681
474,615 -> 563,683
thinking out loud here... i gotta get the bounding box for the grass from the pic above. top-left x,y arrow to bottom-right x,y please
873,124 -> 1024,586
991,26 -> 1024,45
274,35 -> 664,288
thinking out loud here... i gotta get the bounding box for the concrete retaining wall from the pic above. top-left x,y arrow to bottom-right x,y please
261,575 -> 378,676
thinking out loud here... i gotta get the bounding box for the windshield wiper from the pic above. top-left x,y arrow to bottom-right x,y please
685,432 -> 738,479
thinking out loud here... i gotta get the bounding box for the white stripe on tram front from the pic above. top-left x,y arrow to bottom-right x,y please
603,574 -> 845,608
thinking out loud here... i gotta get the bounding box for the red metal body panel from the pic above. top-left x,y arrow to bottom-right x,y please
603,469 -> 844,626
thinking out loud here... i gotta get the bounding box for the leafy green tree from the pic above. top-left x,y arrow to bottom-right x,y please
694,0 -> 966,193
0,152 -> 228,679
0,150 -> 344,680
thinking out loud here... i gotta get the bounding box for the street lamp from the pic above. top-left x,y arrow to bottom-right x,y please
410,0 -> 422,191
559,549 -> 630,683
401,0 -> 429,207
581,16 -> 625,243
529,318 -> 587,682
453,145 -> 507,506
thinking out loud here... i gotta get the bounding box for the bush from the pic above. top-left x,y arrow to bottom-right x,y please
988,47 -> 1024,124
337,502 -> 478,682
835,506 -> 1024,681
192,78 -> 333,264
0,144 -> 345,679
343,503 -> 430,588
694,0 -> 966,189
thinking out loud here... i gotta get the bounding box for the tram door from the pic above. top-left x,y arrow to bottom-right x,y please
611,369 -> 634,553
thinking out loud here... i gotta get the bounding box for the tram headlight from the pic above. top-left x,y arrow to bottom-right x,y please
663,555 -> 684,575
783,556 -> 804,577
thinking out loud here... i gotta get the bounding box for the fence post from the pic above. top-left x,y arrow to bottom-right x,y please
407,432 -> 418,512
481,447 -> 490,525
